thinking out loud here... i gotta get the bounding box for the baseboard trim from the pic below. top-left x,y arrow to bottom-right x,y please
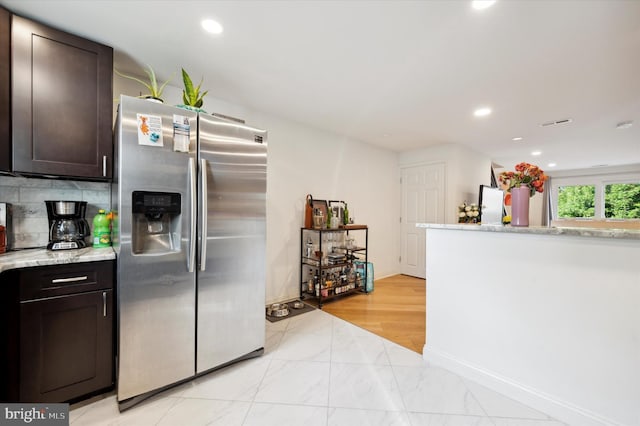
423,345 -> 621,426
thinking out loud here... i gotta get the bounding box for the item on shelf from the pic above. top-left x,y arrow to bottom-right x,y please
330,215 -> 340,229
346,236 -> 356,249
328,253 -> 346,264
329,200 -> 345,224
305,237 -> 313,258
343,203 -> 349,225
307,270 -> 314,292
313,209 -> 325,229
304,194 -> 313,228
347,268 -> 356,284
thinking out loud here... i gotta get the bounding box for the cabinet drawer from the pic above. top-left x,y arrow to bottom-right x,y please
19,261 -> 113,301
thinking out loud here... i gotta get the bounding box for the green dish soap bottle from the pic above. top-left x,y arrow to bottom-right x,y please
93,209 -> 111,248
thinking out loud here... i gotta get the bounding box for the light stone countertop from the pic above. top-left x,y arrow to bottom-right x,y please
416,223 -> 640,240
0,247 -> 116,273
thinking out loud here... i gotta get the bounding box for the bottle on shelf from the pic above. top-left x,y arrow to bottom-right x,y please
307,269 -> 314,293
343,203 -> 349,225
305,237 -> 313,258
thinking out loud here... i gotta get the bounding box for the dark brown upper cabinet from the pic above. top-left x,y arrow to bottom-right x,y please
11,14 -> 113,180
0,7 -> 10,173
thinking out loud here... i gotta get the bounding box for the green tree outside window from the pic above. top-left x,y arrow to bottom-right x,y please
558,185 -> 595,218
605,183 -> 640,218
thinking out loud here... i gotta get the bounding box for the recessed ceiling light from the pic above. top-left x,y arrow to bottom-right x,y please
616,120 -> 633,130
512,137 -> 523,141
547,163 -> 556,167
202,19 -> 223,34
472,0 -> 497,10
473,107 -> 492,117
531,151 -> 542,156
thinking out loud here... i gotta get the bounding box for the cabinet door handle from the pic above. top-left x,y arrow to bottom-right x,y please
103,155 -> 108,177
52,276 -> 88,284
103,291 -> 107,317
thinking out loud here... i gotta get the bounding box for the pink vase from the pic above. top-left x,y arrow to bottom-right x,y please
511,185 -> 530,227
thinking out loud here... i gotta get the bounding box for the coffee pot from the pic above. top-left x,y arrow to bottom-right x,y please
45,200 -> 90,250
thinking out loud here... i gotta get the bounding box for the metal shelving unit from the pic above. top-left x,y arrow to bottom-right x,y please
299,225 -> 368,308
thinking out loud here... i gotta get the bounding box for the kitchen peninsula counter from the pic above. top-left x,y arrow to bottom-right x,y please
416,222 -> 640,240
418,223 -> 639,426
0,247 -> 115,273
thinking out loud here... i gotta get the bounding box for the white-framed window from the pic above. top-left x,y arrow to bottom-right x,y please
551,169 -> 640,220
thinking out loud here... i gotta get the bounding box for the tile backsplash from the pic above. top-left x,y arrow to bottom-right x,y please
0,176 -> 110,249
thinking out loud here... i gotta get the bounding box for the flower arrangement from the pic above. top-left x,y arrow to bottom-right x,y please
499,162 -> 548,198
458,202 -> 480,223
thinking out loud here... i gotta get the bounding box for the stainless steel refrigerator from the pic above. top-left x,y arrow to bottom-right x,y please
112,95 -> 267,410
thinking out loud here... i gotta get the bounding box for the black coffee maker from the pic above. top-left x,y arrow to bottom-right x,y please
45,200 -> 91,250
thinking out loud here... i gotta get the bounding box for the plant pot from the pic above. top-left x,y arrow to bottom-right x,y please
144,96 -> 163,104
176,104 -> 207,113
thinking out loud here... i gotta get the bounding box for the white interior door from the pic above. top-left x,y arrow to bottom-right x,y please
401,163 -> 445,278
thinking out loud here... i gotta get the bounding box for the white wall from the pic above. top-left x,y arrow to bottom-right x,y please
114,77 -> 401,304
425,228 -> 640,426
398,144 -> 492,224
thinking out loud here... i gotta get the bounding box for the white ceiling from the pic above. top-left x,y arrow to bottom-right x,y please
2,0 -> 639,171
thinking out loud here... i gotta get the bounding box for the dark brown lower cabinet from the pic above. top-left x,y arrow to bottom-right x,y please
19,289 -> 113,402
0,260 -> 115,403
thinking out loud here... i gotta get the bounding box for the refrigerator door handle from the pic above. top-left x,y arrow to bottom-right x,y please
200,158 -> 208,271
188,157 -> 197,273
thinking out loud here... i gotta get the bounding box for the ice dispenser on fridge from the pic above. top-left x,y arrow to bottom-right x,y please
131,191 -> 181,255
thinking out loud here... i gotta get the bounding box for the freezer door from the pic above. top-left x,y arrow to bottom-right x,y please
114,96 -> 198,402
196,114 -> 267,373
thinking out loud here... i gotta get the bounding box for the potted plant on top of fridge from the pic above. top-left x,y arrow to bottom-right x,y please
114,64 -> 173,103
178,68 -> 208,112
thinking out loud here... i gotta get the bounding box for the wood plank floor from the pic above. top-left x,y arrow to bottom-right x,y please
319,274 -> 426,353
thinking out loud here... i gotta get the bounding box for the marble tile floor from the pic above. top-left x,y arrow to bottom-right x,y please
70,310 -> 566,426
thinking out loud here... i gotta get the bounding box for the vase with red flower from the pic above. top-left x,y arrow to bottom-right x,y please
498,162 -> 548,228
